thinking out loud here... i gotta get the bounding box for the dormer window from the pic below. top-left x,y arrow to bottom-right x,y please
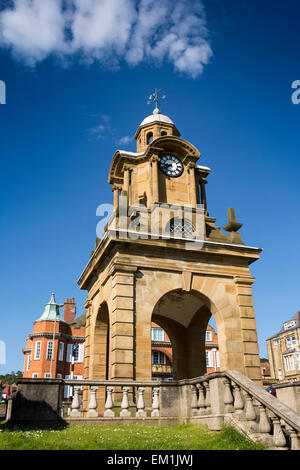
147,132 -> 153,144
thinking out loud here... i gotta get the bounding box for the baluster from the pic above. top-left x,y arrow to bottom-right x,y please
120,386 -> 131,417
285,424 -> 300,450
258,404 -> 271,434
70,386 -> 81,417
191,386 -> 198,416
196,383 -> 206,416
269,413 -> 287,448
244,392 -> 257,433
232,383 -> 245,418
151,387 -> 160,417
136,387 -> 147,417
223,378 -> 234,414
87,386 -> 98,418
104,386 -> 115,417
204,381 -> 211,415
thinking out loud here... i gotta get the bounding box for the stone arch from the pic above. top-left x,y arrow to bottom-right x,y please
151,290 -> 213,379
90,301 -> 110,380
138,270 -> 245,378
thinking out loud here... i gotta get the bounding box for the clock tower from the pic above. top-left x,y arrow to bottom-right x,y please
78,97 -> 262,414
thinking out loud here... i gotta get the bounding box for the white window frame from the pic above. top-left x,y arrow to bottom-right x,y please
32,373 -> 38,378
286,337 -> 292,349
26,355 -> 31,371
273,338 -> 280,346
46,340 -> 54,360
205,331 -> 212,342
58,342 -> 64,361
34,340 -> 41,360
152,351 -> 167,365
44,373 -> 51,378
66,344 -> 73,362
206,350 -> 213,368
151,328 -> 164,341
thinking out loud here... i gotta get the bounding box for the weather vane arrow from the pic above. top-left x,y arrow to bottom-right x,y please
147,88 -> 166,111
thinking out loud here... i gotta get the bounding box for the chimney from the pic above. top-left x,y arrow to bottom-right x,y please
63,298 -> 76,323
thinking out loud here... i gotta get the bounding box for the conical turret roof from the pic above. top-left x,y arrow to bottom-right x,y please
36,293 -> 63,322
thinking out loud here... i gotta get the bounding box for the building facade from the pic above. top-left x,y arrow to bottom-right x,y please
266,311 -> 300,382
151,322 -> 220,381
22,294 -> 86,396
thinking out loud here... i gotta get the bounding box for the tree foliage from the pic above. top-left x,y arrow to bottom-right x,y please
0,370 -> 22,385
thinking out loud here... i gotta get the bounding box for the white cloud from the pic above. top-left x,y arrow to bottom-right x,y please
0,0 -> 212,77
117,135 -> 133,146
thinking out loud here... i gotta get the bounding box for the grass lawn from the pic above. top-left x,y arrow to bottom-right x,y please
0,422 -> 265,450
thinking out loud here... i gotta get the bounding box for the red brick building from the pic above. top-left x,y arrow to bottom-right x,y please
151,322 -> 220,380
22,294 -> 85,397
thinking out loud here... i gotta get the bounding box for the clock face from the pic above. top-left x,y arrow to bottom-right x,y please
158,154 -> 183,177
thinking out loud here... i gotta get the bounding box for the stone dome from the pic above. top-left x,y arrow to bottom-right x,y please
140,108 -> 174,127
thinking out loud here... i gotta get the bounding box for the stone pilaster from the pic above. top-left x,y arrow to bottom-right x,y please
150,155 -> 160,204
235,276 -> 262,383
188,163 -> 197,208
110,267 -> 136,380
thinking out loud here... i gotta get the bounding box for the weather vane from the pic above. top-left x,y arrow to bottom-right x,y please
147,88 -> 166,110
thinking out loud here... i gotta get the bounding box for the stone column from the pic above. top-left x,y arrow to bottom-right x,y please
110,266 -> 136,381
151,156 -> 160,204
188,163 -> 197,208
122,165 -> 132,206
199,177 -> 207,212
112,185 -> 120,211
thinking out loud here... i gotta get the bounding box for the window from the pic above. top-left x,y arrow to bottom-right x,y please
206,331 -> 212,342
58,342 -> 64,361
161,131 -> 167,136
147,132 -> 153,144
296,354 -> 300,370
32,373 -> 38,378
44,373 -> 51,378
34,341 -> 41,360
284,355 -> 296,372
166,218 -> 194,236
46,341 -> 54,360
273,338 -> 280,346
292,336 -> 296,347
57,373 -> 62,379
278,369 -> 282,380
152,351 -> 167,364
66,344 -> 73,362
26,355 -> 31,371
286,337 -> 292,349
151,328 -> 164,341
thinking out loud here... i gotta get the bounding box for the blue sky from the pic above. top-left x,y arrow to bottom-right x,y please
0,0 -> 300,373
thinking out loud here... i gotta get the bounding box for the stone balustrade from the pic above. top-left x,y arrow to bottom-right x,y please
188,370 -> 300,450
65,380 -> 161,420
8,371 -> 300,450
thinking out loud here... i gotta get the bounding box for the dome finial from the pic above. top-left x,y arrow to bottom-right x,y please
147,88 -> 166,114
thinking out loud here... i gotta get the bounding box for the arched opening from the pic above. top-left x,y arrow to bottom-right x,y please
160,131 -> 167,136
147,132 -> 153,144
151,289 -> 221,380
92,302 -> 110,380
151,322 -> 173,381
